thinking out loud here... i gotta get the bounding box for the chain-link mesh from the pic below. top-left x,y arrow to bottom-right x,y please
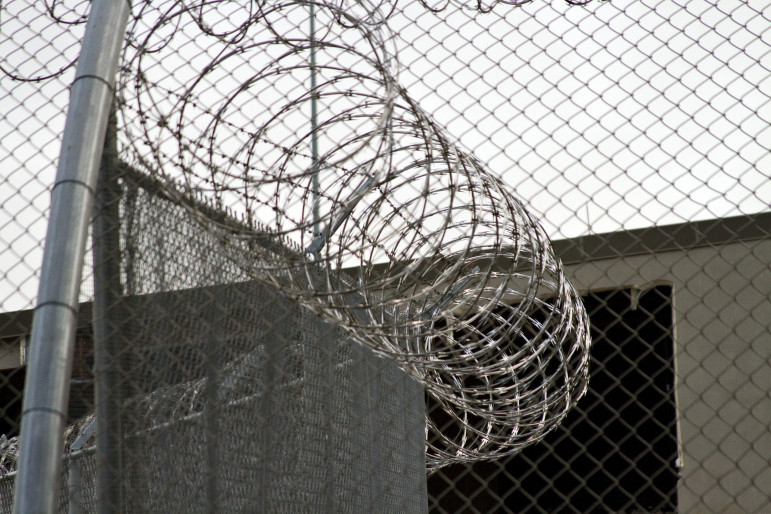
113,166 -> 426,512
2,0 -> 769,512
0,0 -> 92,496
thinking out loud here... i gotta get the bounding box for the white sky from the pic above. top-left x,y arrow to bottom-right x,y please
1,0 -> 769,312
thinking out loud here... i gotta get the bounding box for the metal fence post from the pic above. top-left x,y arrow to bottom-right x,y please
12,0 -> 130,512
92,106 -> 126,514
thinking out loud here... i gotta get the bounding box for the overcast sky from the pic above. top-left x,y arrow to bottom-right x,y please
1,0 -> 769,312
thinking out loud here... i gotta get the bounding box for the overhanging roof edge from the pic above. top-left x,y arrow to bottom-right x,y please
553,211 -> 771,265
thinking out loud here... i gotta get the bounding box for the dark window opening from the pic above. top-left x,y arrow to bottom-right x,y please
428,285 -> 679,513
0,326 -> 94,438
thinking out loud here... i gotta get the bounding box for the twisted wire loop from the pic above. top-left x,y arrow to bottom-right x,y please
422,262 -> 591,469
290,89 -> 592,469
42,0 -> 90,25
9,0 -> 592,470
414,0 -> 597,15
0,0 -> 88,82
417,0 -> 531,14
118,0 -> 399,258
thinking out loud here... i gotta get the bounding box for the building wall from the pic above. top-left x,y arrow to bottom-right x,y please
564,238 -> 771,513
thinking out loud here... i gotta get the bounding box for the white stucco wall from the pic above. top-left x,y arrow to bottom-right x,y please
564,238 -> 771,513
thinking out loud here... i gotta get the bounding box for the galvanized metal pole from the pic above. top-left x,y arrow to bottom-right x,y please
13,0 -> 130,512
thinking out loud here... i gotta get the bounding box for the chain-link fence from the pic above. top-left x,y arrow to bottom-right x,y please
1,0 -> 769,512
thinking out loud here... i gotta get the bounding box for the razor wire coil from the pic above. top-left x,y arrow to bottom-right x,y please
4,0 -> 593,470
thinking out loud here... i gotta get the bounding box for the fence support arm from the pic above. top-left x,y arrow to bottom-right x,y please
13,0 -> 130,512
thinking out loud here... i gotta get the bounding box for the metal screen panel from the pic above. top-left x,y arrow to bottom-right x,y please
2,0 -> 769,512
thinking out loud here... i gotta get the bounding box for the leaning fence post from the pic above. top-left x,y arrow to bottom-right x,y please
12,0 -> 130,512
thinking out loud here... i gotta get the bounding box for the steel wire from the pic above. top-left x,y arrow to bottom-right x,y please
5,0 -> 592,470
